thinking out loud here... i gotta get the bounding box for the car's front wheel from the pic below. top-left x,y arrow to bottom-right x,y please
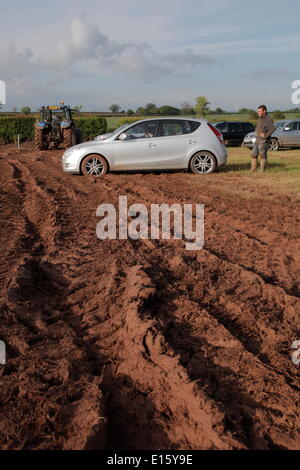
81,154 -> 108,176
269,138 -> 279,151
190,152 -> 217,175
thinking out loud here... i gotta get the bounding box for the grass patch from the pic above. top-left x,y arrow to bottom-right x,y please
218,147 -> 300,195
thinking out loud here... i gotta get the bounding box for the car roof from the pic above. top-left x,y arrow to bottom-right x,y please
132,117 -> 207,124
214,121 -> 254,124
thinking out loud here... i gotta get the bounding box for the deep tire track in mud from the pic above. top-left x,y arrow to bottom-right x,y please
0,146 -> 299,450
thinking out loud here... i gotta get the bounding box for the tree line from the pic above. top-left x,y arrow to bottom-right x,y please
110,98 -> 217,117
4,99 -> 300,119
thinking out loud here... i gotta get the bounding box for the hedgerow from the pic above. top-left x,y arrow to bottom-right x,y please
0,117 -> 107,143
74,118 -> 107,140
0,118 -> 35,143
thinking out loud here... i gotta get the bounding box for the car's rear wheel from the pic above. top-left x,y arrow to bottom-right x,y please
81,154 -> 108,176
269,138 -> 279,151
190,151 -> 217,175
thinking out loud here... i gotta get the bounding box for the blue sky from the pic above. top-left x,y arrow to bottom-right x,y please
0,0 -> 299,111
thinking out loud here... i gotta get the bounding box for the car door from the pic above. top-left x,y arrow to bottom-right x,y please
281,121 -> 299,147
153,120 -> 196,168
281,121 -> 300,146
228,122 -> 243,144
112,121 -> 159,170
294,121 -> 300,147
241,122 -> 255,138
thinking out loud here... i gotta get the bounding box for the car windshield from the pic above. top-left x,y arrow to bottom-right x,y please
274,121 -> 286,130
111,124 -> 131,135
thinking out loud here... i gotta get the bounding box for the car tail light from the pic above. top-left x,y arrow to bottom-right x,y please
208,123 -> 224,144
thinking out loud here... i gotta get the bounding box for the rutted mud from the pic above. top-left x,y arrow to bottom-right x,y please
0,146 -> 299,450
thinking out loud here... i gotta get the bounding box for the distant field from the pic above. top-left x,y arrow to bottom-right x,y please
1,112 -> 300,131
105,113 -> 300,130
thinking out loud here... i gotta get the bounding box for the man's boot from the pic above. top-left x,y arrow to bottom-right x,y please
251,158 -> 257,171
260,158 -> 267,172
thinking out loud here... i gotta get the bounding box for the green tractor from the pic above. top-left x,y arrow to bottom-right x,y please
34,104 -> 81,150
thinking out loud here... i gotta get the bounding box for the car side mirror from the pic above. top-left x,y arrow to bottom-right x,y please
284,127 -> 290,131
118,133 -> 127,141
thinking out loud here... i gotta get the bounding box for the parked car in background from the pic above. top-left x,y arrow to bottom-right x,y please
62,117 -> 227,176
213,121 -> 255,146
242,120 -> 300,151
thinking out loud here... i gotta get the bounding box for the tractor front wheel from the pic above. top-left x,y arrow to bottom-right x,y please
34,128 -> 48,150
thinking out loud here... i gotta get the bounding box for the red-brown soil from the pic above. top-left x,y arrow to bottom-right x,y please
0,145 -> 299,450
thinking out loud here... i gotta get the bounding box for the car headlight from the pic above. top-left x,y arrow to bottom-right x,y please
63,148 -> 77,159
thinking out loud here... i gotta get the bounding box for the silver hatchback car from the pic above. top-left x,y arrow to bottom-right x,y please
62,117 -> 227,176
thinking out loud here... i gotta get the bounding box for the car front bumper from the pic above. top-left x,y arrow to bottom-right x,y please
62,161 -> 80,174
242,142 -> 254,149
62,149 -> 82,174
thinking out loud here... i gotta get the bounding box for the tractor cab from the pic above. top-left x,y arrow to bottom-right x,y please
38,105 -> 73,125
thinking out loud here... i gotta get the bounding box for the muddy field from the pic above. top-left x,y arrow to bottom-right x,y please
0,145 -> 299,450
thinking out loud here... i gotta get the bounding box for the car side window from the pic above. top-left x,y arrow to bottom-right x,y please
159,120 -> 190,136
228,123 -> 242,132
286,122 -> 298,131
187,121 -> 201,133
242,123 -> 254,132
215,122 -> 226,132
124,121 -> 158,139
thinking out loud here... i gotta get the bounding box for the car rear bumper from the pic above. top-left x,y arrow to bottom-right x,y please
217,145 -> 228,166
224,140 -> 243,146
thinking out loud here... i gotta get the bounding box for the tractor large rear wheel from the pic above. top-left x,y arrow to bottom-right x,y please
63,128 -> 78,149
34,128 -> 48,150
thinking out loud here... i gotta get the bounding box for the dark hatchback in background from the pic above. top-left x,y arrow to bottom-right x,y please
213,121 -> 255,146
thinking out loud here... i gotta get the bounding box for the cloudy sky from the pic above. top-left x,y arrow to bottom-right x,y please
0,0 -> 299,111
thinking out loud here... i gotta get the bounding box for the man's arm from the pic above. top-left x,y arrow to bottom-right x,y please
264,117 -> 276,139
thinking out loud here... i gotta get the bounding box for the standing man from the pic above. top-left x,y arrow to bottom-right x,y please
251,105 -> 275,172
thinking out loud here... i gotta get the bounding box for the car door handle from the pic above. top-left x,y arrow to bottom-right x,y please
148,143 -> 157,147
189,140 -> 196,144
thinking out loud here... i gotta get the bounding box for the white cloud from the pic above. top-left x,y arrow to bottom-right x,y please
0,41 -> 34,80
179,33 -> 300,55
33,18 -> 218,80
0,40 -> 37,97
0,17 -> 218,100
36,18 -> 109,69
